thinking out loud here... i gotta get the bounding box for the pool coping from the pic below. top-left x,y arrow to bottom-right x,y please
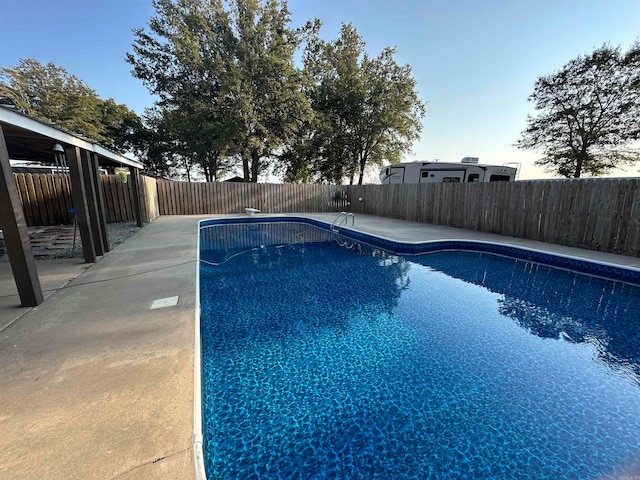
192,214 -> 640,479
194,221 -> 206,480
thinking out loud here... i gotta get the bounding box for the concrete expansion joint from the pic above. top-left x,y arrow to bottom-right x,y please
109,446 -> 190,480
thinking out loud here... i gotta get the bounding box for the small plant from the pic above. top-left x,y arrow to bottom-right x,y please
116,170 -> 128,183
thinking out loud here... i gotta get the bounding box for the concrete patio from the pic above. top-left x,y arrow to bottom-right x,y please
0,216 -> 199,480
1,213 -> 638,480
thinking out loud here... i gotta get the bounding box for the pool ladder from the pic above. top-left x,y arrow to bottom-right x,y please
330,212 -> 355,233
331,212 -> 355,249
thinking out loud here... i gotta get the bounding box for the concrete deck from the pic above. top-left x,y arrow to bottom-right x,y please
0,216 -> 200,480
1,213 -> 638,480
0,258 -> 90,332
304,213 -> 640,268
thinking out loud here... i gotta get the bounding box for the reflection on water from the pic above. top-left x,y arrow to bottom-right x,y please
413,251 -> 640,385
200,223 -> 412,343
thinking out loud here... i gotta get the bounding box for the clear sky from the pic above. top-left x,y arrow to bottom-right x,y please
1,0 -> 639,180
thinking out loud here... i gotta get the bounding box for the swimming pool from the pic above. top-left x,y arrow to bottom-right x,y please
197,218 -> 640,479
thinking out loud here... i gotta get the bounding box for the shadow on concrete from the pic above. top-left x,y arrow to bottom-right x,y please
0,258 -> 89,332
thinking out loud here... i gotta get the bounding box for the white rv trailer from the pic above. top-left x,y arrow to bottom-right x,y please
379,157 -> 517,184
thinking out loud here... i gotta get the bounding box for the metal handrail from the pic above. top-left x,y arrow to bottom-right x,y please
330,212 -> 355,232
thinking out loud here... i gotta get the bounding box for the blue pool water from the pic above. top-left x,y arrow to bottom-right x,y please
199,221 -> 640,479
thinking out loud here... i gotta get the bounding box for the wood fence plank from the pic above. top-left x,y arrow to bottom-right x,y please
61,175 -> 73,222
52,175 -> 66,224
123,180 -> 134,222
591,180 -> 611,251
169,182 -> 180,215
176,182 -> 183,215
114,176 -> 127,222
33,175 -> 50,225
172,181 -> 178,215
623,180 -> 640,256
217,182 -> 224,214
189,182 -> 196,214
44,174 -> 60,224
107,176 -> 120,222
156,180 -> 164,215
38,174 -> 53,225
154,180 -> 162,215
165,181 -> 172,215
160,180 -> 168,215
205,182 -> 211,214
15,174 -> 35,226
168,181 -> 175,215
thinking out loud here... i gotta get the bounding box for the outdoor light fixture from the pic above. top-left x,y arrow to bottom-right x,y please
52,143 -> 66,174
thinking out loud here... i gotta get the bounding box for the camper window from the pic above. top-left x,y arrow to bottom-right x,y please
489,174 -> 510,182
467,174 -> 480,183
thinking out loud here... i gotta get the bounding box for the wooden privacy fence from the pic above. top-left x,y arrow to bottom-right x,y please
13,173 -> 158,226
13,172 -> 74,226
155,178 -> 640,257
345,179 -> 640,257
155,180 -> 349,215
13,173 -> 640,257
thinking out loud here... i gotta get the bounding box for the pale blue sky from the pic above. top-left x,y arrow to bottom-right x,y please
1,0 -> 639,180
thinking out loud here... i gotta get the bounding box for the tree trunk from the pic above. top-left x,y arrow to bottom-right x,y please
242,153 -> 250,182
574,151 -> 586,178
202,164 -> 212,182
573,161 -> 582,178
358,162 -> 366,185
250,150 -> 260,183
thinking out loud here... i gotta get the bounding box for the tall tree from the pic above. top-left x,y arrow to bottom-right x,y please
517,43 -> 640,178
127,0 -> 240,180
236,0 -> 315,182
128,0 -> 312,182
292,23 -> 425,185
0,59 -> 143,151
99,98 -> 147,153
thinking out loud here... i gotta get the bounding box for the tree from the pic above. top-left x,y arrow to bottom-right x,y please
517,43 -> 640,178
161,103 -> 237,181
0,59 -> 143,152
230,0 -> 314,182
288,23 -> 425,185
99,98 -> 147,153
127,0 -> 241,180
127,0 -> 313,182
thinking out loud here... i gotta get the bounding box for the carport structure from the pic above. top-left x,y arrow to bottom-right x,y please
0,107 -> 145,307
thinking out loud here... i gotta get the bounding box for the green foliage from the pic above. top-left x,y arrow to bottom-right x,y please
282,23 -> 425,185
232,0 -> 315,182
127,0 -> 240,180
0,59 -> 143,153
517,42 -> 640,178
127,0 -> 312,182
128,2 -> 424,183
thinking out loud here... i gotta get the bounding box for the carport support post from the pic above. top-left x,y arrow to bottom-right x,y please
66,146 -> 96,263
89,152 -> 109,252
0,125 -> 43,306
80,150 -> 104,256
129,166 -> 143,227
